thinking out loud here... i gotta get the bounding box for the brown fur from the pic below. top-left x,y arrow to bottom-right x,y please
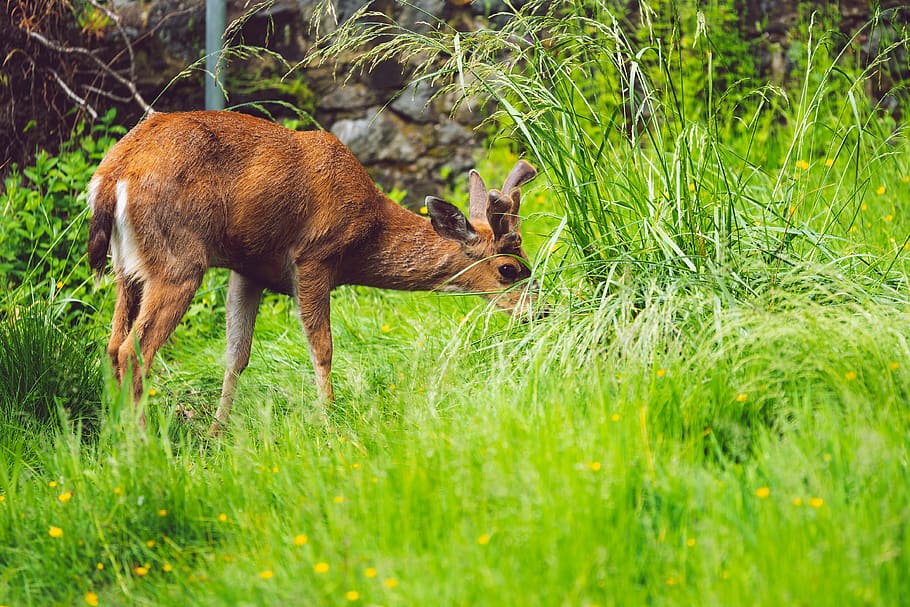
87,110 -> 540,431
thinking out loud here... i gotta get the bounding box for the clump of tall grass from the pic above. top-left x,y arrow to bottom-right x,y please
311,0 -> 909,298
0,301 -> 103,443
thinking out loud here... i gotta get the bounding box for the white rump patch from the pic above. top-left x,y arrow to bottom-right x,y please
86,176 -> 100,212
111,179 -> 147,281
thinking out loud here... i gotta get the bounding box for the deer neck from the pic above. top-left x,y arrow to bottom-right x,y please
341,198 -> 473,292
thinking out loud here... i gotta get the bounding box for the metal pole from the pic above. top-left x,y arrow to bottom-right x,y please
205,0 -> 226,110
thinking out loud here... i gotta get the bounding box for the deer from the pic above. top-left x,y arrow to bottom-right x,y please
86,110 -> 542,433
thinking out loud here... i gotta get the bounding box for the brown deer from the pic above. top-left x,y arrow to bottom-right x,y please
87,110 -> 541,432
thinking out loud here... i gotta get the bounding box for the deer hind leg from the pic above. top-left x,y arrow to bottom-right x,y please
107,275 -> 143,379
116,272 -> 204,413
295,265 -> 335,403
210,271 -> 263,434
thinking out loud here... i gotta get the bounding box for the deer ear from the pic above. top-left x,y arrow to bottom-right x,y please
426,196 -> 478,243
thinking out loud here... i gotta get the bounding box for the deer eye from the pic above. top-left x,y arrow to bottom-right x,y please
498,264 -> 519,281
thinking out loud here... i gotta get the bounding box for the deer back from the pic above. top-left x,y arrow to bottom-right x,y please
88,111 -> 384,294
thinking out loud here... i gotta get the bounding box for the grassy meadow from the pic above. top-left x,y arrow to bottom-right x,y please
2,1 -> 910,605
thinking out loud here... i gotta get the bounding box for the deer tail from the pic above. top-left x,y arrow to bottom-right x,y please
86,176 -> 114,285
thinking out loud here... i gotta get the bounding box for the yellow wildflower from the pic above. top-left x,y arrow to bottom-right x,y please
315,562 -> 330,574
259,570 -> 274,580
477,534 -> 490,545
218,513 -> 228,522
736,393 -> 747,403
58,491 -> 73,503
158,509 -> 167,517
365,567 -> 377,578
383,578 -> 399,589
845,371 -> 857,381
84,592 -> 99,606
333,496 -> 344,504
345,591 -> 360,601
825,158 -> 834,167
809,497 -> 824,508
294,534 -> 308,546
162,563 -> 173,572
889,362 -> 899,371
656,368 -> 667,378
49,526 -> 63,538
877,185 -> 886,195
134,566 -> 148,577
146,540 -> 156,548
587,461 -> 602,471
755,487 -> 770,499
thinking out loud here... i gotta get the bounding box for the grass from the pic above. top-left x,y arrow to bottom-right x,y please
2,283 -> 910,605
2,1 -> 910,605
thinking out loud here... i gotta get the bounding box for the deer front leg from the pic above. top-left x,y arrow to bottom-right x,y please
209,272 -> 263,435
295,266 -> 335,403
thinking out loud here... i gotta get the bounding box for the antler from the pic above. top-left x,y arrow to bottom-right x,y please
468,169 -> 489,227
467,160 -> 538,238
491,160 -> 538,238
502,160 -> 538,199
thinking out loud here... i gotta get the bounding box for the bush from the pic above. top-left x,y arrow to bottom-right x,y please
0,109 -> 125,320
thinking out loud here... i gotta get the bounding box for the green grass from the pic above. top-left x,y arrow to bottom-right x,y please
3,1 -> 910,605
2,281 -> 910,605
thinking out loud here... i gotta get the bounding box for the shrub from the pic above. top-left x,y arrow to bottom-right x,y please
0,109 -> 125,320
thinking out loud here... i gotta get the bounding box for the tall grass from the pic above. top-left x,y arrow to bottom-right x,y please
313,0 -> 910,294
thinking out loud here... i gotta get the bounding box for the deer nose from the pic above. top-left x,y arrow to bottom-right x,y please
534,305 -> 551,320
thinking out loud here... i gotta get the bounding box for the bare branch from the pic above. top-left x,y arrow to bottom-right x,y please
28,30 -> 151,112
81,84 -> 134,104
49,68 -> 98,119
86,0 -> 137,83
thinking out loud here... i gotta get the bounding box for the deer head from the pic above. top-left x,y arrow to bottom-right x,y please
425,160 -> 543,318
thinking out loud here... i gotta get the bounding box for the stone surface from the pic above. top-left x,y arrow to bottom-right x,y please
390,80 -> 437,123
331,107 -> 425,164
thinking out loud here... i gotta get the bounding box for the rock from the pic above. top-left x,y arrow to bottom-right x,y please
320,83 -> 383,111
399,0 -> 446,33
390,80 -> 437,122
331,107 -> 425,164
